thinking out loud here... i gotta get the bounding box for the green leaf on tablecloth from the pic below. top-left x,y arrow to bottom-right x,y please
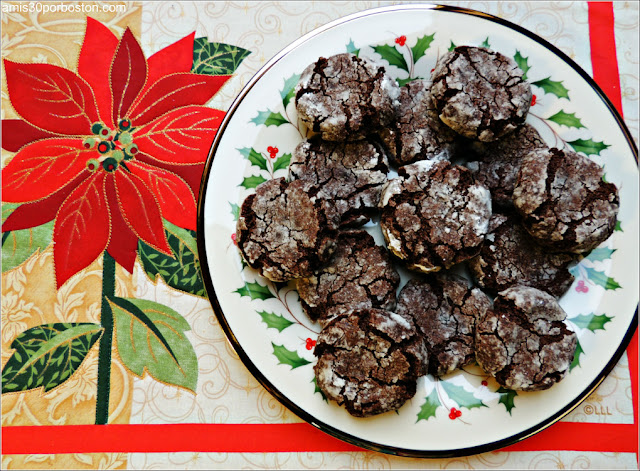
192,38 -> 251,76
584,247 -> 616,262
441,381 -> 487,410
2,203 -> 54,272
497,387 -> 518,415
312,377 -> 328,401
110,298 -> 197,392
513,50 -> 530,80
567,138 -> 610,156
570,338 -> 584,370
230,202 -> 240,221
2,323 -> 102,393
272,343 -> 311,369
280,73 -> 301,109
448,40 -> 457,52
582,266 -> 621,290
272,153 -> 291,172
238,147 -> 268,171
615,221 -> 623,232
372,44 -> 409,73
480,37 -> 491,48
416,389 -> 441,422
346,39 -> 360,57
411,34 -> 435,63
546,110 -> 585,129
138,222 -> 206,298
258,311 -> 294,332
240,175 -> 267,189
570,313 -> 613,332
532,77 -> 570,99
235,281 -> 274,300
250,110 -> 289,127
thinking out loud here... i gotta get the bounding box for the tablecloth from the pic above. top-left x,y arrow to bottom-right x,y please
1,1 -> 638,469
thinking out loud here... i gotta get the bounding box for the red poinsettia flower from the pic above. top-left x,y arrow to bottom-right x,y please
2,18 -> 230,288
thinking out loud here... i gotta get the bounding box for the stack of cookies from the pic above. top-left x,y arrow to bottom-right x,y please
235,46 -> 620,417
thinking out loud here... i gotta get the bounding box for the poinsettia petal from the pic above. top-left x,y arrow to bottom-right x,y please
54,172 -> 110,288
134,106 -> 224,165
4,60 -> 99,135
2,138 -> 95,203
128,73 -> 230,126
114,170 -> 171,255
144,32 -> 195,93
2,171 -> 90,231
78,17 -> 119,128
136,153 -> 205,202
128,161 -> 196,230
110,28 -> 147,124
1,119 -> 62,152
105,175 -> 139,272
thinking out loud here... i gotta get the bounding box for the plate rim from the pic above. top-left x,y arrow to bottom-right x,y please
197,3 -> 639,458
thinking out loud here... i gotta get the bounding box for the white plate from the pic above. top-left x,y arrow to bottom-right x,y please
198,4 -> 638,457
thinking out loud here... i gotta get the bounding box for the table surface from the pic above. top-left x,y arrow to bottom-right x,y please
1,1 -> 638,469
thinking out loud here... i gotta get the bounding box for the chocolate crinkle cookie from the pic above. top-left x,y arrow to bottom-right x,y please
469,213 -> 577,297
313,308 -> 428,417
430,46 -> 532,142
397,276 -> 491,377
236,178 -> 336,282
476,285 -> 577,391
466,124 -> 547,208
513,147 -> 619,253
289,138 -> 389,228
377,79 -> 459,166
379,159 -> 492,272
296,230 -> 400,327
295,53 -> 400,141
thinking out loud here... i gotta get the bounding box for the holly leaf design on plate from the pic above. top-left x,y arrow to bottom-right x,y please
240,175 -> 267,189
272,343 -> 311,369
312,377 -> 328,401
567,138 -> 610,157
372,44 -> 409,73
2,323 -> 102,393
346,39 -> 360,57
582,266 -> 621,290
238,147 -> 268,171
513,50 -> 530,80
440,381 -> 487,410
546,110 -> 585,129
250,110 -> 289,127
192,38 -> 251,76
230,202 -> 240,221
448,40 -> 457,52
570,313 -> 613,332
532,77 -> 570,99
235,281 -> 274,300
416,389 -> 441,422
615,221 -> 623,232
258,311 -> 294,332
480,37 -> 491,48
571,338 -> 584,370
396,77 -> 416,87
497,387 -> 518,415
272,153 -> 291,172
411,33 -> 435,63
584,247 -> 616,262
280,73 -> 300,109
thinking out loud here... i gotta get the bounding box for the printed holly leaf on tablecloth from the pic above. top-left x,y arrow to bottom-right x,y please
110,297 -> 198,391
240,175 -> 268,189
372,44 -> 409,73
2,323 -> 102,393
570,313 -> 613,332
280,73 -> 300,109
571,338 -> 584,370
441,381 -> 487,410
496,387 -> 518,415
138,220 -> 206,297
230,202 -> 240,221
567,138 -> 610,156
346,39 -> 360,57
411,34 -> 435,63
235,280 -> 275,300
272,343 -> 311,369
312,377 -> 328,401
250,110 -> 288,127
513,50 -> 531,80
238,147 -> 268,171
2,202 -> 54,272
584,247 -> 616,262
546,110 -> 585,129
532,77 -> 570,99
259,311 -> 294,332
272,153 -> 292,172
191,38 -> 251,76
416,389 -> 441,422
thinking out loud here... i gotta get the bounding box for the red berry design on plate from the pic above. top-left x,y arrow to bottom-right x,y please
305,338 -> 316,350
231,233 -> 237,245
531,94 -> 537,107
481,380 -> 488,387
395,35 -> 407,46
448,407 -> 461,420
576,280 -> 589,293
267,145 -> 278,159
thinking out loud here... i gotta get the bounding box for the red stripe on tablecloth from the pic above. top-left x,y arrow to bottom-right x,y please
588,1 -> 623,116
1,422 -> 638,455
